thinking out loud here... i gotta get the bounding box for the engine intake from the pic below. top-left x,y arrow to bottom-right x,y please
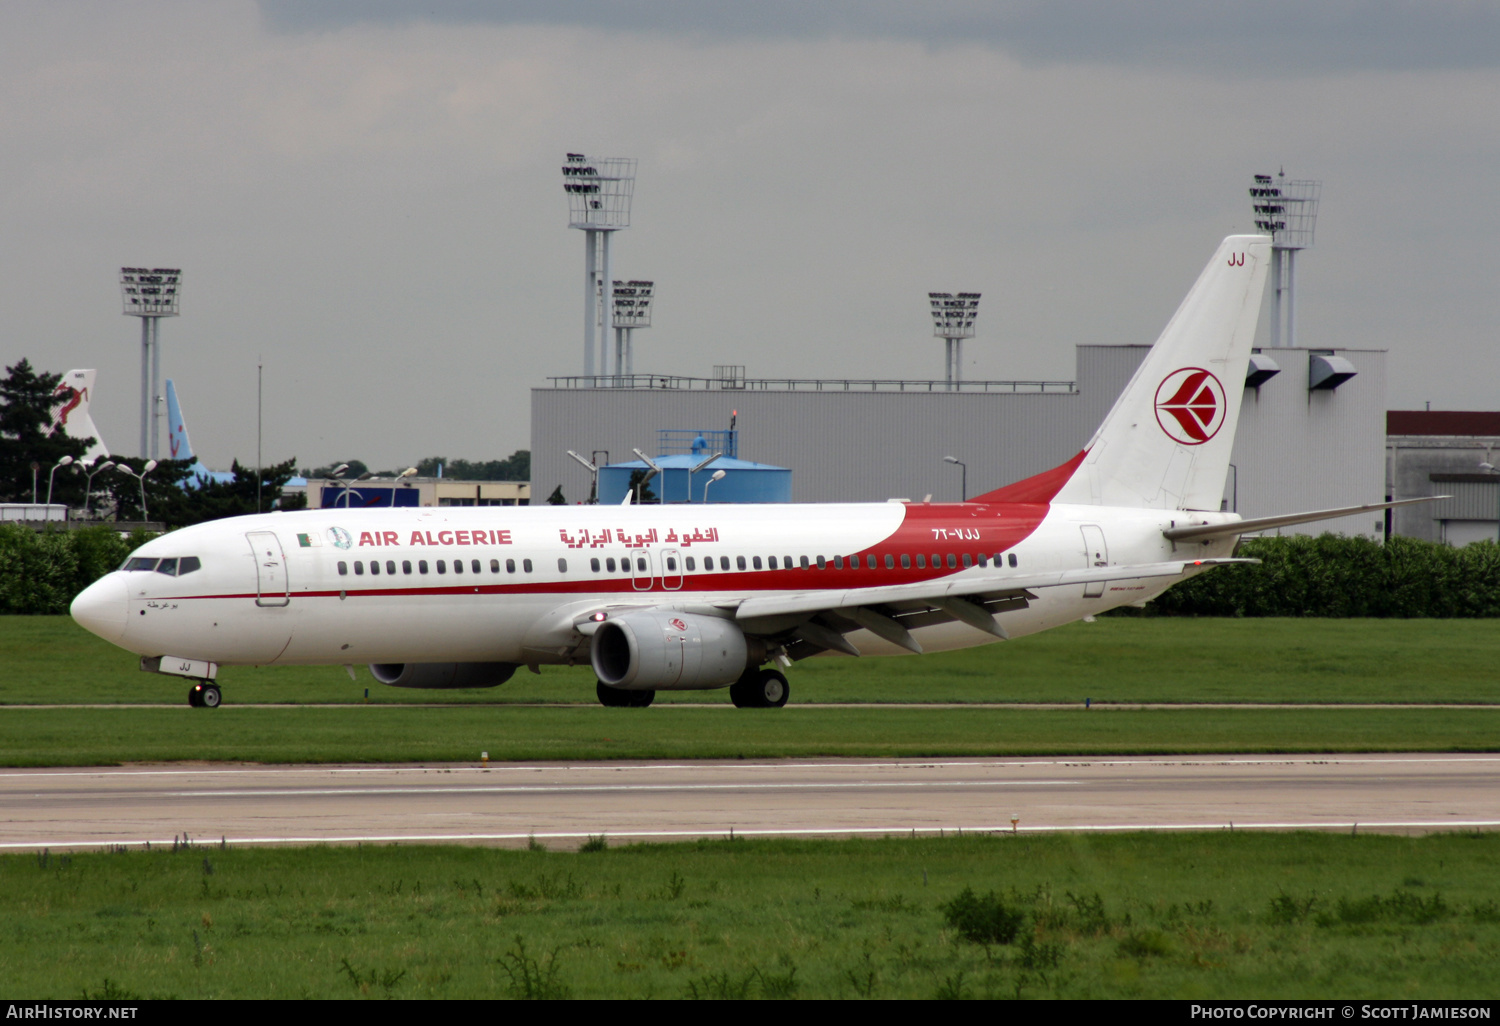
591,610 -> 749,690
368,662 -> 518,689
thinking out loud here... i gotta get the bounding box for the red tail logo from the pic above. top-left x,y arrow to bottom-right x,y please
1154,368 -> 1226,445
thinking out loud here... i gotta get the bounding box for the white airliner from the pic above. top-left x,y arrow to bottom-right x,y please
71,235 -> 1424,709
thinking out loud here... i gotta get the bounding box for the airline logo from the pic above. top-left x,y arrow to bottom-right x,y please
1154,367 -> 1226,445
170,426 -> 185,458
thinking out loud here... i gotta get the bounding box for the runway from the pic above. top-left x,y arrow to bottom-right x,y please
3,754 -> 1499,851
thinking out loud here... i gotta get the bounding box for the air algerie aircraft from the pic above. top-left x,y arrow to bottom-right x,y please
71,235 -> 1429,709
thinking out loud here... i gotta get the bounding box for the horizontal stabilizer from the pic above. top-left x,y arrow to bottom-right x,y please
1162,496 -> 1447,542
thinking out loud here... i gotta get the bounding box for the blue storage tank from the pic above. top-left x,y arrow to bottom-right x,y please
598,453 -> 791,504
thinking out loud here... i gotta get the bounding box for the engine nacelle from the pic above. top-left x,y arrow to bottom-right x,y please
591,610 -> 750,690
368,662 -> 518,689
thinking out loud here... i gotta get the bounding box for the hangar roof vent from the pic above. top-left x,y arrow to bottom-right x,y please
1309,353 -> 1357,391
1246,352 -> 1281,389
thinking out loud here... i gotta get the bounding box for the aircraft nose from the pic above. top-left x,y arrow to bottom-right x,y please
71,573 -> 128,645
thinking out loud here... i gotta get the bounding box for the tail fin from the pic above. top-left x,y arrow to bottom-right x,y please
1051,234 -> 1271,510
165,379 -> 195,462
49,369 -> 109,461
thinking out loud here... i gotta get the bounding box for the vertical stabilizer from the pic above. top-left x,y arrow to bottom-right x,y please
49,369 -> 108,461
1052,235 -> 1271,510
165,379 -> 195,462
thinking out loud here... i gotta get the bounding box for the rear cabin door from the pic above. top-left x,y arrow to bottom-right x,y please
1080,524 -> 1108,599
629,548 -> 654,591
659,548 -> 683,591
247,531 -> 290,607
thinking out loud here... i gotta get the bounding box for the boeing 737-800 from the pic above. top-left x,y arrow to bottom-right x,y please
70,235 -> 1424,709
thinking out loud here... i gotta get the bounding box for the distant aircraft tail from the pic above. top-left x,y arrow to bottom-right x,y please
165,379 -> 195,462
49,369 -> 109,461
974,234 -> 1271,511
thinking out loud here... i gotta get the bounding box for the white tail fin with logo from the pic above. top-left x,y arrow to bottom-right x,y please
49,369 -> 109,461
1052,234 -> 1271,511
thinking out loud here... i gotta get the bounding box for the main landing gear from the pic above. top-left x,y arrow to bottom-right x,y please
596,681 -> 655,708
730,668 -> 790,709
187,682 -> 222,709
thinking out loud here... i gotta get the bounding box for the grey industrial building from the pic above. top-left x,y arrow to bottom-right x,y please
531,344 -> 1388,540
1387,411 -> 1500,546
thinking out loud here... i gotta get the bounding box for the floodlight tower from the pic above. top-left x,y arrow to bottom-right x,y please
562,154 -> 636,385
119,267 -> 182,459
612,280 -> 654,379
1249,171 -> 1320,348
928,292 -> 980,390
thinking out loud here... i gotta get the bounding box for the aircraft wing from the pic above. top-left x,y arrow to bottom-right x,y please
717,557 -> 1255,656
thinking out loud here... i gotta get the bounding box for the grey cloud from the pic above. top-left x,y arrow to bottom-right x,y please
256,0 -> 1500,74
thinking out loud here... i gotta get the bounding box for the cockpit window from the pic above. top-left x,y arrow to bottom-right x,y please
178,556 -> 201,575
123,557 -> 158,572
155,558 -> 179,576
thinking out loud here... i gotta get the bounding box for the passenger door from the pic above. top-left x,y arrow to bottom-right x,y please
628,548 -> 654,591
247,531 -> 290,607
1080,524 -> 1108,598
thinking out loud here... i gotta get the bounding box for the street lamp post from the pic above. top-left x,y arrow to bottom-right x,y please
943,455 -> 967,502
83,460 -> 116,518
115,460 -> 158,522
702,468 -> 727,504
46,456 -> 75,507
690,452 -> 722,503
340,471 -> 373,508
566,450 -> 600,504
392,467 -> 417,506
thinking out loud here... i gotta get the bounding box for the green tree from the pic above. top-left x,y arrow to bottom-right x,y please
0,360 -> 91,503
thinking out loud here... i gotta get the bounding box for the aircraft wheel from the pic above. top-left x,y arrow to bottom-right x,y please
187,685 -> 203,708
730,668 -> 789,708
597,681 -> 653,708
200,684 -> 222,709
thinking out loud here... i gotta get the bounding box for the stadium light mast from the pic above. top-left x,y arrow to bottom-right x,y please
562,154 -> 636,386
929,292 -> 980,391
1249,171 -> 1320,348
612,279 -> 654,380
119,267 -> 182,459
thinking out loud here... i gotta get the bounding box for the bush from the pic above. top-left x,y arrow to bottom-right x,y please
0,525 -> 148,614
940,886 -> 1025,945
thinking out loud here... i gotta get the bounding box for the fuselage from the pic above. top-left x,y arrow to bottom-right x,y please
71,499 -> 1239,669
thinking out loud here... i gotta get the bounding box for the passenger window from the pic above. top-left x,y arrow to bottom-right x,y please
387,560 -> 397,575
720,556 -> 730,571
178,556 -> 201,575
558,558 -> 568,573
1008,553 -> 1018,568
783,555 -> 793,567
901,554 -> 911,569
354,561 -> 364,575
884,554 -> 894,569
453,559 -> 464,574
471,559 -> 480,574
963,554 -> 973,568
686,556 -> 696,571
403,560 -> 412,574
666,556 -> 678,571
978,553 -> 989,567
591,558 -> 601,572
637,557 -> 647,572
506,559 -> 516,574
490,559 -> 500,573
767,556 -> 777,570
419,561 -> 429,574
523,559 -> 533,573
916,555 -> 926,569
947,554 -> 957,569
370,561 -> 381,576
932,553 -> 941,568
867,555 -> 876,569
437,560 -> 446,574
832,555 -> 842,569
337,561 -> 348,576
737,556 -> 747,571
606,557 -> 617,573
816,555 -> 826,569
751,556 -> 761,570
155,558 -> 179,575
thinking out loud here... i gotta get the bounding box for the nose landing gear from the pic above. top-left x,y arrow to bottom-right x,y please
188,682 -> 222,708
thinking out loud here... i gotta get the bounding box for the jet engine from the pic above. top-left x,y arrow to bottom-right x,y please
591,610 -> 750,690
368,662 -> 518,689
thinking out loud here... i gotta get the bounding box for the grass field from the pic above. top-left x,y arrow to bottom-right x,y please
7,615 -> 1500,707
3,832 -> 1497,999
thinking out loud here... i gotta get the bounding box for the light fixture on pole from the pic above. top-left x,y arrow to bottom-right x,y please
612,279 -> 654,380
119,267 -> 182,460
703,468 -> 727,504
392,467 -> 417,506
1249,171 -> 1320,348
562,154 -> 637,385
340,471 -> 373,508
83,459 -> 116,518
46,456 -> 75,507
690,451 -> 723,503
631,448 -> 662,504
566,450 -> 600,504
115,459 -> 158,522
929,292 -> 980,391
942,455 -> 967,502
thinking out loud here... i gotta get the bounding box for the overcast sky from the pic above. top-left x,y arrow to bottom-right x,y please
4,1 -> 1498,472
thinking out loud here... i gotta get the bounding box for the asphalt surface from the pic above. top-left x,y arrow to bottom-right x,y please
3,753 -> 1499,851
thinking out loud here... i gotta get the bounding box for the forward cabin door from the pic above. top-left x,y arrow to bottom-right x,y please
660,548 -> 683,591
247,531 -> 291,607
1080,524 -> 1108,599
629,548 -> 654,591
